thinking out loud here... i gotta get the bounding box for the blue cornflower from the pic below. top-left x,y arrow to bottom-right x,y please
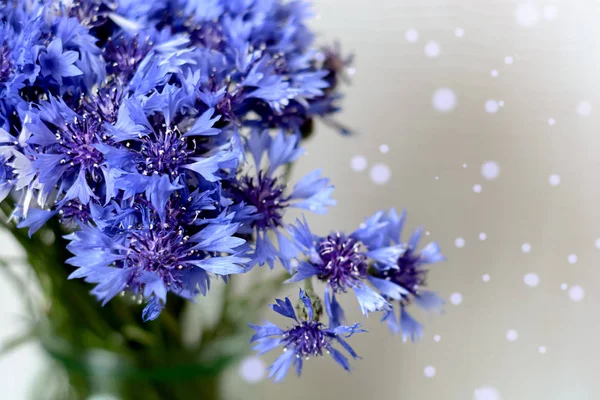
366,209 -> 446,342
228,129 -> 335,268
250,289 -> 364,382
65,192 -> 249,320
286,215 -> 406,322
25,96 -> 106,204
38,38 -> 83,86
0,152 -> 16,202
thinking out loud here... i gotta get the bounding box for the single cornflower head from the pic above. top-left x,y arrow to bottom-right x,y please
366,209 -> 446,342
104,34 -> 153,81
227,129 -> 335,269
286,215 -> 407,324
65,192 -> 248,321
250,289 -> 364,382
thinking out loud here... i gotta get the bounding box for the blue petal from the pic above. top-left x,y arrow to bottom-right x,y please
299,288 -> 313,320
267,130 -> 305,171
366,245 -> 405,266
245,129 -> 271,168
17,208 -> 57,236
420,242 -> 446,264
254,232 -> 279,269
286,216 -> 315,252
142,297 -> 164,322
368,276 -> 409,300
249,321 -> 285,342
270,297 -> 297,321
190,222 -> 245,253
252,337 -> 283,355
329,347 -> 350,371
268,349 -> 294,382
400,307 -> 423,342
276,231 -> 299,272
186,256 -> 247,275
415,290 -> 445,312
381,309 -> 401,334
408,227 -> 423,250
324,285 -> 345,328
184,108 -> 221,137
290,169 -> 330,199
64,169 -> 97,204
284,261 -> 319,283
386,208 -> 406,243
352,283 -> 391,315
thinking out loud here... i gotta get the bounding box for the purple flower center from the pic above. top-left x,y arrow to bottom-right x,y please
282,321 -> 332,359
58,200 -> 92,225
104,35 -> 152,80
377,249 -> 427,300
0,43 -> 12,83
80,86 -> 122,124
137,130 -> 192,178
190,21 -> 226,49
315,233 -> 368,292
57,117 -> 104,172
236,172 -> 289,229
126,224 -> 191,288
0,155 -> 15,183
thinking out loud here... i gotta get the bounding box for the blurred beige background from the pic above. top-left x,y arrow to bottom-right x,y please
2,0 -> 600,399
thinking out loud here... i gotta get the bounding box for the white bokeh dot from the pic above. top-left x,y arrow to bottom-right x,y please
473,184 -> 482,193
450,292 -> 463,305
595,238 -> 600,249
479,232 -> 487,241
524,273 -> 540,287
424,365 -> 436,378
239,356 -> 266,383
405,28 -> 419,43
463,163 -> 468,168
455,237 -> 465,248
504,55 -> 514,65
577,101 -> 592,116
432,88 -> 457,113
548,174 -> 561,186
506,329 -> 519,342
515,3 -> 540,27
435,176 -> 439,180
425,231 -> 431,236
485,100 -> 500,114
455,27 -> 465,37
491,69 -> 499,78
379,144 -> 389,154
433,335 -> 441,342
543,5 -> 558,21
560,283 -> 568,291
569,285 -> 585,302
424,41 -> 441,58
474,386 -> 502,400
370,163 -> 391,185
498,100 -> 505,107
521,243 -> 532,253
548,118 -> 556,126
481,161 -> 500,180
482,274 -> 491,282
350,155 -> 367,172
538,346 -> 547,354
567,254 -> 578,264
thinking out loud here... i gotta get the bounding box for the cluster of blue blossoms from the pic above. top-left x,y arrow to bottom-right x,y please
0,0 -> 444,381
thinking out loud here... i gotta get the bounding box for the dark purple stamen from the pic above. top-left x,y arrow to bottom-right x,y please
0,42 -> 12,83
235,172 -> 290,229
189,21 -> 225,49
136,129 -> 192,178
125,224 -> 192,288
281,321 -> 332,359
80,86 -> 123,124
57,116 -> 104,178
104,35 -> 152,80
376,249 -> 427,304
58,200 -> 92,225
315,233 -> 368,292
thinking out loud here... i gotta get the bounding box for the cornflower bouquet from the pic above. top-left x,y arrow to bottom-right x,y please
0,0 -> 445,398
